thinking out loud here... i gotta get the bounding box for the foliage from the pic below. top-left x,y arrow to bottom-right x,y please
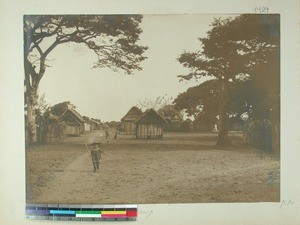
50,101 -> 75,117
177,14 -> 279,146
24,15 -> 148,82
24,15 -> 148,143
157,105 -> 183,122
174,79 -> 221,119
178,14 -> 279,82
35,98 -> 66,143
243,117 -> 279,157
36,92 -> 51,115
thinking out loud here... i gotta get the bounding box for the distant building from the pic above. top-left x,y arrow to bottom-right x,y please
135,109 -> 166,139
90,118 -> 102,130
58,109 -> 86,136
84,116 -> 102,131
84,121 -> 91,132
121,106 -> 143,135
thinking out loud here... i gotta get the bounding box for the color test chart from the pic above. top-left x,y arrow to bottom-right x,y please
26,204 -> 138,221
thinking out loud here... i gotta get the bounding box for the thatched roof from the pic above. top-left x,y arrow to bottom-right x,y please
48,113 -> 59,120
84,116 -> 102,125
90,118 -> 101,125
135,108 -> 166,125
58,109 -> 85,125
68,109 -> 85,123
121,106 -> 143,122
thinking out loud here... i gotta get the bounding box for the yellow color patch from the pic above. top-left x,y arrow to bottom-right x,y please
101,211 -> 126,215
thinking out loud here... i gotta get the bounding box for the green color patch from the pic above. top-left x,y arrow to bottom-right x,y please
75,211 -> 101,214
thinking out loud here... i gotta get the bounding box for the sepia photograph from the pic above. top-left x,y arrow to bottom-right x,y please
24,14 -> 280,205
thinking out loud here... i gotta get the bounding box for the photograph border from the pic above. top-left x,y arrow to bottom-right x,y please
0,0 -> 299,224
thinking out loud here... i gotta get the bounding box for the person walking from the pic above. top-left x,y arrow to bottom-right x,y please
89,142 -> 103,173
105,129 -> 110,143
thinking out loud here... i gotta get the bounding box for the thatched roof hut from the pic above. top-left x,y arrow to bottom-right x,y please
84,116 -> 102,131
135,108 -> 166,139
36,113 -> 65,143
121,106 -> 143,135
58,109 -> 86,136
121,106 -> 143,122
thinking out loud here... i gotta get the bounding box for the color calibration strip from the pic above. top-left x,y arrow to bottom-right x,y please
26,204 -> 138,221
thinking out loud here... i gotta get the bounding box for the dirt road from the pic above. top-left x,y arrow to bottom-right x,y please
26,132 -> 280,204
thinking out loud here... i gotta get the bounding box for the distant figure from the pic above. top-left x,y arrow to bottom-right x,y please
213,124 -> 218,132
105,129 -> 110,142
89,142 -> 103,173
114,130 -> 118,139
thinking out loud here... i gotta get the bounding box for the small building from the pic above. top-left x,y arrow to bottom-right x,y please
89,118 -> 102,130
135,109 -> 166,139
121,106 -> 143,135
58,109 -> 86,136
84,116 -> 102,131
36,113 -> 66,143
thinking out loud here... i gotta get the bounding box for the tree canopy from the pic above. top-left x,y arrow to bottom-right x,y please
174,79 -> 221,119
178,14 -> 279,82
24,15 -> 148,88
24,15 -> 148,143
177,14 -> 280,146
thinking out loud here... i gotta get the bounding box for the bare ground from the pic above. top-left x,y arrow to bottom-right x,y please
26,131 -> 280,204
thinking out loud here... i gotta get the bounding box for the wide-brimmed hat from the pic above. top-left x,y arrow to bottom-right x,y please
89,142 -> 101,146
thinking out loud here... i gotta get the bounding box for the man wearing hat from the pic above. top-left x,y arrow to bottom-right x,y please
90,142 -> 103,173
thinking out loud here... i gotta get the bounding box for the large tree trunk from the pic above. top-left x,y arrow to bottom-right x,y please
24,54 -> 45,144
25,87 -> 38,144
217,80 -> 231,146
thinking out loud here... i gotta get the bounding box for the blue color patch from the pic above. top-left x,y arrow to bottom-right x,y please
50,210 -> 76,215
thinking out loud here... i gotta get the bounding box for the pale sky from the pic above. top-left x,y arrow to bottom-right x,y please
39,14 -> 237,122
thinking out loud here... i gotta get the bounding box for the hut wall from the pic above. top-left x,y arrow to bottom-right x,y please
65,125 -> 81,136
44,123 -> 65,142
84,123 -> 91,132
136,124 -> 163,139
124,122 -> 136,135
80,124 -> 85,134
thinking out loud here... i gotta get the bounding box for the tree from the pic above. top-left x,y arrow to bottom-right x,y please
157,105 -> 183,121
24,15 -> 148,143
174,79 -> 221,120
50,101 -> 75,117
174,79 -> 243,132
36,92 -> 51,115
177,14 -> 279,146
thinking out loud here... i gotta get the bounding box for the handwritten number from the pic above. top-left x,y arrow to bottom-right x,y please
255,6 -> 269,14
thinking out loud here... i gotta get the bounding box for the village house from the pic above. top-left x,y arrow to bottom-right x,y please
135,108 -> 166,139
121,106 -> 143,135
58,109 -> 86,136
83,116 -> 102,131
36,113 -> 66,143
89,118 -> 102,130
84,120 -> 91,132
